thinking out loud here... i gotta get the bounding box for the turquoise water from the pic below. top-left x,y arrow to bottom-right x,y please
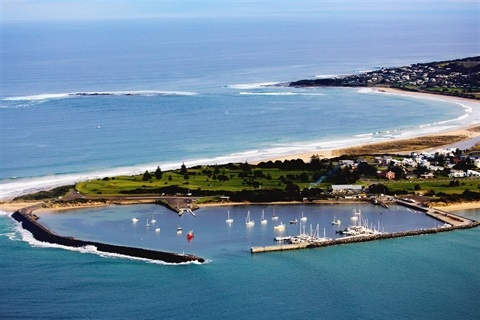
1,206 -> 479,319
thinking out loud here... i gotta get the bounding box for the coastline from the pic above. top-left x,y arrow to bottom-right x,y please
2,88 -> 480,213
258,87 -> 480,163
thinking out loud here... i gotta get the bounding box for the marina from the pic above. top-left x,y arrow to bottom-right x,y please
251,203 -> 479,254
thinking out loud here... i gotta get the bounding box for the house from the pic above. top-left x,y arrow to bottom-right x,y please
405,172 -> 419,180
339,159 -> 355,167
331,185 -> 363,194
378,170 -> 395,180
421,173 -> 435,179
474,158 -> 480,168
467,170 -> 480,177
449,170 -> 466,178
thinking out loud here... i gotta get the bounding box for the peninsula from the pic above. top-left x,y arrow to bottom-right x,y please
289,56 -> 480,100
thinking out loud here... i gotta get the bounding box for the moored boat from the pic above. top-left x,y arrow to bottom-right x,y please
226,210 -> 233,224
300,212 -> 307,222
331,216 -> 341,225
246,210 -> 255,227
261,210 -> 267,225
274,222 -> 286,231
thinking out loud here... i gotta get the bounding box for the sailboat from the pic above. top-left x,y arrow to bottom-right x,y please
146,218 -> 150,228
245,210 -> 255,227
226,210 -> 233,224
331,216 -> 341,225
151,214 -> 156,224
272,207 -> 278,220
274,222 -> 286,231
300,211 -> 307,222
187,230 -> 194,241
261,210 -> 267,224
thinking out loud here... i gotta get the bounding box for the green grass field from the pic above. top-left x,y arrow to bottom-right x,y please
75,165 -> 332,196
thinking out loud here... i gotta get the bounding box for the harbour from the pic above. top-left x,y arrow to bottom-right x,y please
251,202 -> 479,254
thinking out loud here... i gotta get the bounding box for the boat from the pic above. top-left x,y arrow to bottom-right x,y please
289,219 -> 298,224
331,216 -> 341,225
155,227 -> 160,232
151,214 -> 156,224
226,210 -> 233,224
300,211 -> 307,222
177,226 -> 183,234
186,230 -> 194,241
245,210 -> 255,227
273,222 -> 286,231
272,207 -> 278,220
146,218 -> 150,228
261,210 -> 267,225
131,217 -> 139,223
274,236 -> 291,241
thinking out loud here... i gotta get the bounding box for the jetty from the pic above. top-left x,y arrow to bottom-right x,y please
11,205 -> 205,264
251,202 -> 479,254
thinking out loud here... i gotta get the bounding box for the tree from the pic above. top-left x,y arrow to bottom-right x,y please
180,162 -> 188,175
155,166 -> 163,179
142,170 -> 152,181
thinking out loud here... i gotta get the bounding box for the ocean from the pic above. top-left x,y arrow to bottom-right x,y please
1,3 -> 479,319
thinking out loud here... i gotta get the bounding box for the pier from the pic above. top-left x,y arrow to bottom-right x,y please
395,199 -> 476,227
251,243 -> 308,253
251,203 -> 479,254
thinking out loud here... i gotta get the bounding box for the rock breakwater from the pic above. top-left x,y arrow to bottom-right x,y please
11,208 -> 205,264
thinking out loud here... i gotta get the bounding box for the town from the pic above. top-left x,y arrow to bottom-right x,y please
289,56 -> 480,100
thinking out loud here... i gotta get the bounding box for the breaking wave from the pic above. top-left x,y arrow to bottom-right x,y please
238,92 -> 325,96
8,218 -> 206,265
2,90 -> 198,102
227,82 -> 282,89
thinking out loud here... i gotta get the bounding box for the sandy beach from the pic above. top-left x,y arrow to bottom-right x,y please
260,87 -> 480,163
2,88 -> 480,213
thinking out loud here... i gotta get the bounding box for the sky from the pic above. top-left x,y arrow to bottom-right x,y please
1,0 -> 478,22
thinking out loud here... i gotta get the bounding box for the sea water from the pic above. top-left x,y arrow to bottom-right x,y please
1,5 -> 479,319
1,13 -> 479,198
1,206 -> 479,319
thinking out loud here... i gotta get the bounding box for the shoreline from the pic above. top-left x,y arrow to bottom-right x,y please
2,87 -> 480,212
257,87 -> 480,163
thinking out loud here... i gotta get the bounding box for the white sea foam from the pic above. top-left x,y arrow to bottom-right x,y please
1,90 -> 198,102
2,93 -> 71,101
227,82 -> 281,89
9,220 -> 204,265
238,92 -> 325,96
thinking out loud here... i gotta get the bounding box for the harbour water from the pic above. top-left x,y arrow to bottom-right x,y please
1,2 -> 479,318
1,205 -> 479,319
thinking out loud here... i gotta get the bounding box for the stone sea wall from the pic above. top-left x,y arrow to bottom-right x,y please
11,210 -> 205,264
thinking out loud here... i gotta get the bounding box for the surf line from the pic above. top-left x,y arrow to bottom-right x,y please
10,205 -> 205,264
